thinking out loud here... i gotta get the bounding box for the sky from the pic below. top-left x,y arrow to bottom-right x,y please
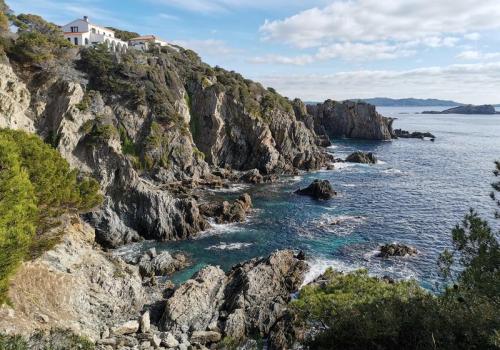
8,0 -> 500,104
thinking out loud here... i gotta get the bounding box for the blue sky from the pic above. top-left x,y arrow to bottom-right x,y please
9,0 -> 500,103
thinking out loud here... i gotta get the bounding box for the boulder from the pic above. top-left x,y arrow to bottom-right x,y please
190,330 -> 222,344
161,332 -> 179,348
199,193 -> 253,224
345,151 -> 377,164
240,169 -> 264,184
111,320 -> 140,336
161,266 -> 227,332
295,180 -> 336,200
378,243 -> 418,258
139,311 -> 150,333
138,251 -> 190,278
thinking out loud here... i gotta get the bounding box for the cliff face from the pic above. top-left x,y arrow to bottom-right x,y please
0,43 -> 392,247
307,100 -> 394,140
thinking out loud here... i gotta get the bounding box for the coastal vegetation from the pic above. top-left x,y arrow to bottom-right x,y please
292,163 -> 500,350
0,129 -> 102,304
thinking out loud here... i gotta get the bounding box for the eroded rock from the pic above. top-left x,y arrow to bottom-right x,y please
295,179 -> 336,200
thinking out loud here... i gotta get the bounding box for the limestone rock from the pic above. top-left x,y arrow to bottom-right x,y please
161,332 -> 179,348
140,311 -> 150,333
111,320 -> 140,336
162,266 -> 227,332
295,179 -> 336,200
190,330 -> 222,344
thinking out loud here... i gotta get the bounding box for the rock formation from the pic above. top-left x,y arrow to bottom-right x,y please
307,100 -> 394,140
161,250 -> 308,344
346,151 -> 378,164
378,243 -> 418,258
393,129 -> 435,140
295,179 -> 337,200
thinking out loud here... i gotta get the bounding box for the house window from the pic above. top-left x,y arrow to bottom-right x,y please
85,38 -> 89,45
67,38 -> 71,42
74,37 -> 78,45
91,28 -> 96,34
70,26 -> 79,33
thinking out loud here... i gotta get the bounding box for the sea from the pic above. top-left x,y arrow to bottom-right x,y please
116,107 -> 500,291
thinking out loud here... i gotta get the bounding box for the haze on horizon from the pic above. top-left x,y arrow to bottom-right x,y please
9,0 -> 500,104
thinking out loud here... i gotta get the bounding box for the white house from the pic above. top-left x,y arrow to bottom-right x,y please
129,35 -> 169,51
62,16 -> 128,52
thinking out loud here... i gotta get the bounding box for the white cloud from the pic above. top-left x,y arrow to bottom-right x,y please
250,42 -> 416,65
457,50 -> 500,60
260,0 -> 500,48
464,32 -> 481,41
172,39 -> 238,56
253,62 -> 500,104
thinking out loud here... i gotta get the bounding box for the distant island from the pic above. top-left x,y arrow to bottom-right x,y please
422,105 -> 499,115
350,97 -> 464,107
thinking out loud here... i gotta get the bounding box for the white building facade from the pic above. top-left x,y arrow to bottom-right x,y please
129,35 -> 169,51
62,16 -> 128,52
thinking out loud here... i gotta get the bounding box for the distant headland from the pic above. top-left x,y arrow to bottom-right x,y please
422,105 -> 500,115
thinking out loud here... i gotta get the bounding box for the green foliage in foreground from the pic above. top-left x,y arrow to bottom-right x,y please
0,138 -> 37,305
293,162 -> 500,350
0,129 -> 102,304
0,329 -> 95,350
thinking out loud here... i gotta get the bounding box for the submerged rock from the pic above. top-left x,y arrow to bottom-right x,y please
378,243 -> 418,258
345,151 -> 378,164
295,179 -> 336,200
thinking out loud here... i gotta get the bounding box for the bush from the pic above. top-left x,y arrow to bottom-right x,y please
0,138 -> 37,305
0,129 -> 102,303
8,14 -> 72,64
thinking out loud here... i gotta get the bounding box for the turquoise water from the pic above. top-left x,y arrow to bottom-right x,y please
117,107 -> 500,290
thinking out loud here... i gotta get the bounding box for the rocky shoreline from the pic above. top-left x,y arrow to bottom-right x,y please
0,24 -> 436,349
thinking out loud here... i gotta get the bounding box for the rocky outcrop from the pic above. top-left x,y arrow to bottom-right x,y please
0,217 -> 147,340
393,129 -> 435,140
161,250 -> 308,343
0,62 -> 34,132
188,83 -> 328,175
422,104 -> 497,115
295,179 -> 336,200
199,193 -> 253,224
378,243 -> 418,258
307,100 -> 394,140
345,151 -> 378,164
137,249 -> 190,278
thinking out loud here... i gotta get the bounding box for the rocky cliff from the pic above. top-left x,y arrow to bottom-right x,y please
307,100 -> 394,140
0,29 -> 394,247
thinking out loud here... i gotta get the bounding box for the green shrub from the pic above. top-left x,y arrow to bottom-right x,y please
105,27 -> 139,41
8,14 -> 72,64
0,129 -> 102,303
0,138 -> 37,305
